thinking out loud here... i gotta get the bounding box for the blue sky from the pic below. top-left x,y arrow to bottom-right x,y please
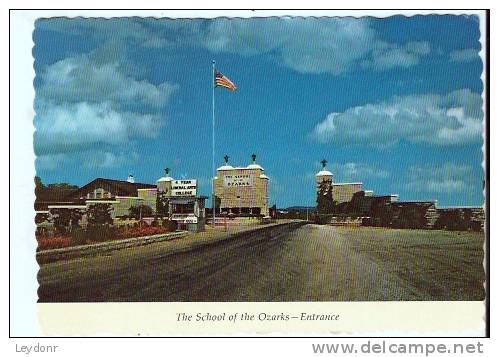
33,15 -> 484,207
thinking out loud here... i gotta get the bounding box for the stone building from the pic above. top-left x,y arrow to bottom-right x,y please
214,154 -> 269,217
316,159 -> 367,208
332,183 -> 363,204
313,159 -> 484,231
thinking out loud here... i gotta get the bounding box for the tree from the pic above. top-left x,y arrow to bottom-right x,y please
47,183 -> 78,189
50,208 -> 83,234
129,204 -> 153,220
316,181 -> 335,214
87,203 -> 113,225
35,212 -> 50,224
85,204 -> 115,242
213,195 -> 221,214
269,204 -> 277,217
34,176 -> 45,189
156,191 -> 170,217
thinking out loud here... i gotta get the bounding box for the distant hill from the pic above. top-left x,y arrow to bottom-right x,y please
284,206 -> 317,212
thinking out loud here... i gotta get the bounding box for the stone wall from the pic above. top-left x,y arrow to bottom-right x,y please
331,183 -> 363,204
316,191 -> 485,231
389,202 -> 438,229
434,207 -> 485,231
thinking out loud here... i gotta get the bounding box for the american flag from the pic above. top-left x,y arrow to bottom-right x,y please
214,70 -> 237,91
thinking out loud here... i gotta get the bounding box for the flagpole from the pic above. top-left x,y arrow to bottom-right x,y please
212,60 -> 216,229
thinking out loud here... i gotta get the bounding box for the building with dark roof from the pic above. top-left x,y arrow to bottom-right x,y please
34,187 -> 79,210
67,178 -> 156,201
35,178 -> 156,210
36,173 -> 207,232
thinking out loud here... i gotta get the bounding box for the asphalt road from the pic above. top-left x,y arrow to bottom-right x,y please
38,224 -> 485,302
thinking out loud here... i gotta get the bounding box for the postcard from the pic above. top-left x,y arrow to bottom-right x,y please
10,9 -> 488,337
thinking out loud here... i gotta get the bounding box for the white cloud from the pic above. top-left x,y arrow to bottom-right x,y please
364,41 -> 431,70
35,18 -> 176,50
330,162 -> 390,182
37,17 -> 432,75
449,48 -> 480,63
38,54 -> 177,109
405,163 -> 473,193
311,89 -> 483,146
202,17 -> 377,74
84,151 -> 139,169
34,101 -> 161,155
34,42 -> 178,165
200,17 -> 430,75
36,153 -> 67,171
36,149 -> 141,172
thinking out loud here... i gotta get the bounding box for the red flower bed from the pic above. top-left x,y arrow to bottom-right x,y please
117,226 -> 171,239
37,236 -> 72,250
36,224 -> 175,251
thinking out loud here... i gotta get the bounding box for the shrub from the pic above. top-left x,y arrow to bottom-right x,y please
87,203 -> 113,225
156,192 -> 170,217
37,236 -> 72,251
128,204 -> 154,220
315,214 -> 333,225
116,225 -> 176,239
51,208 -> 83,234
162,219 -> 177,232
71,228 -> 87,246
86,224 -> 117,242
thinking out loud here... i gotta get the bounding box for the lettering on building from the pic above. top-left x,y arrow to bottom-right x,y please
171,179 -> 197,197
223,174 -> 254,187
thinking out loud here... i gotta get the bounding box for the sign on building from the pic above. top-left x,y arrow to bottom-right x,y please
223,174 -> 254,187
171,179 -> 197,197
171,214 -> 198,224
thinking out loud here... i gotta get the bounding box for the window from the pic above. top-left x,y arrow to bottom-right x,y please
173,203 -> 195,214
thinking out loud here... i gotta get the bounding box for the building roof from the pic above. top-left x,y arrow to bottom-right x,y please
217,164 -> 235,171
247,163 -> 264,170
391,200 -> 437,205
35,187 -> 78,202
35,187 -> 79,210
68,178 -> 156,199
316,170 -> 333,177
47,205 -> 87,209
157,176 -> 174,182
217,164 -> 267,171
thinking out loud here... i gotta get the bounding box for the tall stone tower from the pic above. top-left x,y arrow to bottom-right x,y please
316,159 -> 333,194
316,159 -> 334,214
157,168 -> 173,193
